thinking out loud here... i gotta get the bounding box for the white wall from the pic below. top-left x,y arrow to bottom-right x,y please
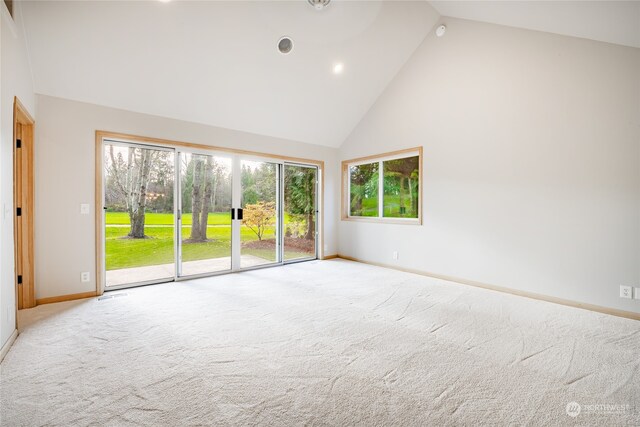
1,3 -> 36,348
339,18 -> 640,314
34,95 -> 339,299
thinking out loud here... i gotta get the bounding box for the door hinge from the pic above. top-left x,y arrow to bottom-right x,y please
16,207 -> 22,217
17,275 -> 22,285
16,139 -> 22,148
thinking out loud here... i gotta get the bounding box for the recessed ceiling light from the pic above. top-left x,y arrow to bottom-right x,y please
333,63 -> 344,75
278,37 -> 294,55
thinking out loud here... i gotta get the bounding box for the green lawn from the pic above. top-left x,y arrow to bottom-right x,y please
106,212 -> 310,271
350,196 -> 418,218
106,211 -> 230,226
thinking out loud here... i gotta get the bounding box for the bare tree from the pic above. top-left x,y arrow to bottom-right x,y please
189,156 -> 214,242
108,146 -> 157,238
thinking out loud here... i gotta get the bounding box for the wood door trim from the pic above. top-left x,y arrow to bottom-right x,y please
13,97 -> 36,312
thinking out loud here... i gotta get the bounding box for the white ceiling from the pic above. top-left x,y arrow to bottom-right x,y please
430,1 -> 640,49
20,1 -> 639,148
20,1 -> 439,147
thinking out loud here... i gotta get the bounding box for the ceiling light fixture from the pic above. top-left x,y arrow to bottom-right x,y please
308,0 -> 331,11
278,37 -> 294,55
333,62 -> 344,75
435,25 -> 446,37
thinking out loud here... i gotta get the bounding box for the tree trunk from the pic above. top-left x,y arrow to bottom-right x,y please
127,149 -> 153,238
304,213 -> 315,240
408,177 -> 417,217
190,158 -> 204,241
198,157 -> 214,240
211,168 -> 219,213
399,176 -> 405,215
129,210 -> 146,238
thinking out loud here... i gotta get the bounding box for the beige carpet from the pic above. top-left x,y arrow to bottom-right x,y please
1,259 -> 638,426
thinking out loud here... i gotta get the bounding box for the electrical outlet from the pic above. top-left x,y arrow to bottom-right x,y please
392,251 -> 399,260
81,272 -> 90,283
634,288 -> 640,300
620,285 -> 632,299
80,204 -> 90,215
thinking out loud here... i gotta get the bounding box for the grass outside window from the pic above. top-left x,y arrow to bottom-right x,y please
342,147 -> 422,224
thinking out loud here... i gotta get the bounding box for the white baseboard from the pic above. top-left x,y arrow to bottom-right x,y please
0,329 -> 18,363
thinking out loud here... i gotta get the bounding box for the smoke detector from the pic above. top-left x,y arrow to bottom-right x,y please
308,0 -> 330,11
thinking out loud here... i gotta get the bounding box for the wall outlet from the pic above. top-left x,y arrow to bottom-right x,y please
81,272 -> 90,283
635,288 -> 640,300
620,285 -> 632,299
80,204 -> 90,215
392,251 -> 399,260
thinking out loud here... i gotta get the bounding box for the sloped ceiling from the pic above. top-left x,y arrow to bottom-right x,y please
20,1 -> 440,147
431,1 -> 640,49
20,1 -> 639,148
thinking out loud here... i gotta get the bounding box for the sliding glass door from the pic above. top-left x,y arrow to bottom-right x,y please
103,142 -> 176,288
102,139 -> 319,289
239,159 -> 279,269
283,164 -> 317,262
178,152 -> 233,277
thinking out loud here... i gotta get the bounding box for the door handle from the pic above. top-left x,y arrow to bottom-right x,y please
231,208 -> 235,220
237,208 -> 243,220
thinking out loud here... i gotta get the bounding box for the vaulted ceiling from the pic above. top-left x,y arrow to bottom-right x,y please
20,1 -> 640,148
20,1 -> 440,147
431,1 -> 640,49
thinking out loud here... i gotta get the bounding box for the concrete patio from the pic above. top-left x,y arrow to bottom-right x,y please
105,255 -> 270,287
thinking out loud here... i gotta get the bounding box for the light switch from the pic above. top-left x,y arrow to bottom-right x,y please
80,204 -> 90,215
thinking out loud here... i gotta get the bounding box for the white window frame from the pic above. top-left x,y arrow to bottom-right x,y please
341,147 -> 422,225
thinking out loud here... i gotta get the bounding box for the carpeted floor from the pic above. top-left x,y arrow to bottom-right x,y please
1,259 -> 638,425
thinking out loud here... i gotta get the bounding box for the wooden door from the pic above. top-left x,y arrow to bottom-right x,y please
14,97 -> 35,310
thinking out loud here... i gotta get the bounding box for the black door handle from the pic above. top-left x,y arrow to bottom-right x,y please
237,208 -> 243,220
231,208 -> 235,220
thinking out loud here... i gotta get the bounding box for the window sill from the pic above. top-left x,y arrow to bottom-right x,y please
341,216 -> 422,225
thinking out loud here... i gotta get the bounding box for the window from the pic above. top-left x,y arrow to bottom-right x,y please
342,148 -> 422,224
349,162 -> 379,217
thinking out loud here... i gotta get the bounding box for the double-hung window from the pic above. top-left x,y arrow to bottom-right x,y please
342,147 -> 422,224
